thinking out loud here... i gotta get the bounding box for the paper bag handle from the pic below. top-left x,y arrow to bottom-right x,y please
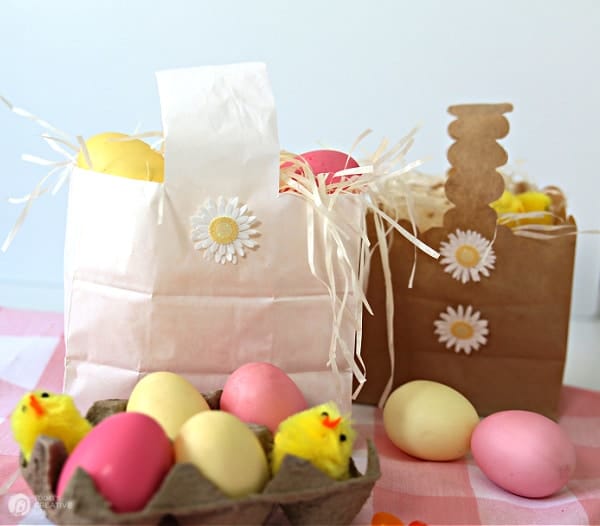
443,103 -> 513,238
155,63 -> 280,199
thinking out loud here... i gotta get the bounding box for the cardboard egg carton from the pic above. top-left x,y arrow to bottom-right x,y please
21,392 -> 380,525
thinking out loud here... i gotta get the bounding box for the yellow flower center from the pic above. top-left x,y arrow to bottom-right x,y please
450,320 -> 475,340
455,244 -> 480,268
209,216 -> 239,245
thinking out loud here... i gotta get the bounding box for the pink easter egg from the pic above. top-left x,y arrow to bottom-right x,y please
220,362 -> 307,432
299,150 -> 360,187
471,410 -> 576,498
57,412 -> 173,512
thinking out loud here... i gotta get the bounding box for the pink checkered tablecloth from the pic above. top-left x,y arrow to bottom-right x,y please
0,306 -> 599,526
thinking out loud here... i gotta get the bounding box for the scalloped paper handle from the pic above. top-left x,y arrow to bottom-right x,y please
443,103 -> 513,238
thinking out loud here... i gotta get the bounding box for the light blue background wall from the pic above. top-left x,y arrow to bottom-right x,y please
0,0 -> 598,316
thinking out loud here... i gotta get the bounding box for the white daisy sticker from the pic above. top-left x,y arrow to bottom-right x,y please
191,196 -> 259,265
439,229 -> 496,284
434,304 -> 489,355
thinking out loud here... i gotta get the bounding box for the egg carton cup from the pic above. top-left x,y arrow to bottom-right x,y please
21,393 -> 380,526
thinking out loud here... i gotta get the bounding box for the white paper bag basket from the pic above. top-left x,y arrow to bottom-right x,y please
62,63 -> 366,412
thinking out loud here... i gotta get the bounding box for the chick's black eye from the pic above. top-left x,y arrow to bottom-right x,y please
321,411 -> 329,417
21,405 -> 27,413
339,434 -> 347,442
40,392 -> 49,398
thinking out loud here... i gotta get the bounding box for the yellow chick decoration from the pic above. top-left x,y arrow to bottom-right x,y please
491,190 -> 553,227
76,132 -> 164,182
271,402 -> 356,481
490,190 -> 525,216
517,191 -> 553,225
11,390 -> 92,462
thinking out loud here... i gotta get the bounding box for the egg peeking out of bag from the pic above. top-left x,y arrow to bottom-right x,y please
56,412 -> 173,513
76,132 -> 164,182
299,150 -> 360,188
280,149 -> 361,193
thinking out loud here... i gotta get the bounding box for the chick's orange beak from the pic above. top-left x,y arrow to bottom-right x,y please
322,415 -> 341,429
28,394 -> 45,417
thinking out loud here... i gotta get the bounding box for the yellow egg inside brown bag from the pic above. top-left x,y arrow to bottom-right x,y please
76,132 -> 164,182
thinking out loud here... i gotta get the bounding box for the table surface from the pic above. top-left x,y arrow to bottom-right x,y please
0,307 -> 599,526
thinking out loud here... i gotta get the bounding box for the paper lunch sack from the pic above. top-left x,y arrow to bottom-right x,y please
63,64 -> 364,412
357,103 -> 576,418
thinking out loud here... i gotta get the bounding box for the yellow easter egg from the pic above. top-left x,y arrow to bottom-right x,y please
76,132 -> 164,182
126,372 -> 210,440
383,380 -> 479,461
174,411 -> 269,498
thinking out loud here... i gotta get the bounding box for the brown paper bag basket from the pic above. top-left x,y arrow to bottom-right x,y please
21,392 -> 380,526
357,103 -> 576,418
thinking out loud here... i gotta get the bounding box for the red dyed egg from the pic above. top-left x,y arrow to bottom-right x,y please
299,150 -> 360,187
56,412 -> 173,512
